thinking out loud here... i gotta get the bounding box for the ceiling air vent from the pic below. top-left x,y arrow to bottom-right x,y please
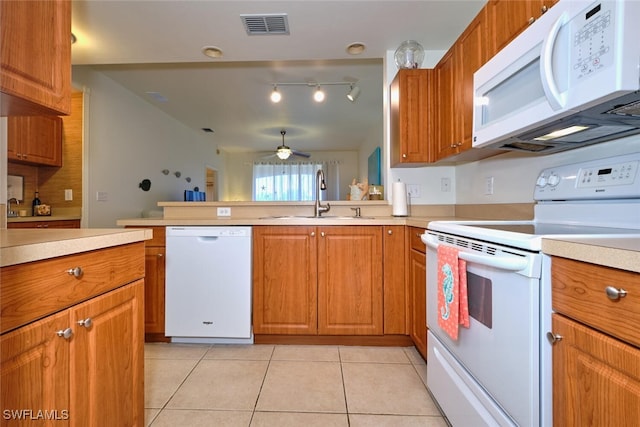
240,13 -> 289,35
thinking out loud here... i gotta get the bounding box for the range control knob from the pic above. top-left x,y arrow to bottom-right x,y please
536,174 -> 548,187
547,173 -> 561,187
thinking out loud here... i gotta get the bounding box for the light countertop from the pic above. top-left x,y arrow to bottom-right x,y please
0,228 -> 152,267
542,235 -> 640,273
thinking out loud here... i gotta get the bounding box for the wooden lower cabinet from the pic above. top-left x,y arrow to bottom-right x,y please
552,314 -> 640,426
252,226 -> 318,335
408,227 -> 427,358
317,226 -> 383,335
253,225 -> 385,336
383,225 -> 407,334
0,280 -> 144,427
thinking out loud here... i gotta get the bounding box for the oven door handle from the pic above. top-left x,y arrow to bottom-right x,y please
421,234 -> 528,272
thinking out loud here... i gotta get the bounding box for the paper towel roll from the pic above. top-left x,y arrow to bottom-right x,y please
392,182 -> 408,216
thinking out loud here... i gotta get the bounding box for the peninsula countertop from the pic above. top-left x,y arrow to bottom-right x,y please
0,228 -> 153,267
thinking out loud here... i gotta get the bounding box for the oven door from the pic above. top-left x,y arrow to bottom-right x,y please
423,232 -> 542,427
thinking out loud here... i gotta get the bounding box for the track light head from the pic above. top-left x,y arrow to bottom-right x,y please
313,85 -> 325,102
347,85 -> 361,102
270,86 -> 282,103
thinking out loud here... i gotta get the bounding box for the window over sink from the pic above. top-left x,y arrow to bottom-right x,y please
253,161 -> 340,201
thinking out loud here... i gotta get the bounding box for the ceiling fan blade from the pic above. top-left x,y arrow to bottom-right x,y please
291,150 -> 311,158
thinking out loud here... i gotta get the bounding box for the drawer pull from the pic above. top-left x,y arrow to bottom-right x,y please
546,332 -> 562,345
67,266 -> 84,278
605,286 -> 627,301
387,229 -> 393,235
57,328 -> 73,340
78,318 -> 93,328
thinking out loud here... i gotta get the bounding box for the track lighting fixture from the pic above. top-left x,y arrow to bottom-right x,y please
313,85 -> 325,103
270,85 -> 282,103
347,84 -> 361,102
268,81 -> 360,104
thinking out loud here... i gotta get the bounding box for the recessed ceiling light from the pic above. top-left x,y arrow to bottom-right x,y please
346,42 -> 366,55
202,46 -> 223,58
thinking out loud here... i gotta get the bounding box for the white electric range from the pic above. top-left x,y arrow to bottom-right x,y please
422,152 -> 640,426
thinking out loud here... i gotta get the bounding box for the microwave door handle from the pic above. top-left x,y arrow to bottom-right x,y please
540,12 -> 568,110
422,234 -> 528,272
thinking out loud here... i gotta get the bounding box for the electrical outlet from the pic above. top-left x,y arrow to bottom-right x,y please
485,176 -> 495,195
217,207 -> 231,217
96,191 -> 108,201
441,178 -> 451,192
64,189 -> 73,201
407,184 -> 421,198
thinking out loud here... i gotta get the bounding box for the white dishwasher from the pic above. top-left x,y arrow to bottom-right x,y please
165,226 -> 252,344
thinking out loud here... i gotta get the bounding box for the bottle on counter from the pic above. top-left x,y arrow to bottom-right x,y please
32,191 -> 41,216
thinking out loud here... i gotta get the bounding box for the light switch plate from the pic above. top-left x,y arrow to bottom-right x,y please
407,184 -> 421,198
64,189 -> 73,201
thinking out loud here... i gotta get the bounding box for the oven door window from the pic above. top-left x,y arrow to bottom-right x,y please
467,272 -> 492,329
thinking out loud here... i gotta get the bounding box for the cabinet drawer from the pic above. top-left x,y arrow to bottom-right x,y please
552,257 -> 640,347
1,242 -> 145,334
409,227 -> 427,253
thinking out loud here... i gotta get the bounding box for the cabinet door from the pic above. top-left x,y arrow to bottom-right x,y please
144,246 -> 167,340
383,225 -> 406,334
252,226 -> 318,335
390,69 -> 434,165
552,314 -> 640,426
317,226 -> 383,335
7,116 -> 63,166
409,248 -> 427,359
1,310 -> 71,426
435,47 -> 462,160
69,280 -> 144,427
0,0 -> 71,115
487,0 -> 541,57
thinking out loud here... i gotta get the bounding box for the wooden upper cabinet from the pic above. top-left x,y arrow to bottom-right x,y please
7,115 -> 63,166
390,69 -> 434,166
1,0 -> 72,116
434,6 -> 488,161
487,0 -> 558,58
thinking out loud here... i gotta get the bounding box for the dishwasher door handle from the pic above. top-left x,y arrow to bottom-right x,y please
197,236 -> 220,242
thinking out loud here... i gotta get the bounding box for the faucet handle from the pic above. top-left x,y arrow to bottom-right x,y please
350,207 -> 361,217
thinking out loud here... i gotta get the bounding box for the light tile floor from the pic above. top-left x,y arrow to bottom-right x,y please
145,343 -> 448,427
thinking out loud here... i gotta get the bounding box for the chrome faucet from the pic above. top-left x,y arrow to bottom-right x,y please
7,198 -> 19,217
314,169 -> 330,217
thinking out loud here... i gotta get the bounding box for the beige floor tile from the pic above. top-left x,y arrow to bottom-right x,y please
349,414 -> 449,427
144,342 -> 210,359
271,345 -> 340,362
339,346 -> 411,364
166,359 -> 268,410
342,363 -> 440,416
404,346 -> 427,366
250,411 -> 349,427
412,362 -> 428,388
256,361 -> 346,413
144,408 -> 160,427
150,409 -> 252,427
145,358 -> 199,408
204,344 -> 274,360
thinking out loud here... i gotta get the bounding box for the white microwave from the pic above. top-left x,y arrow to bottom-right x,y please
473,0 -> 640,154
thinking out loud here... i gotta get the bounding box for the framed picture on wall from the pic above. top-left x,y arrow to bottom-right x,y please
7,175 -> 24,201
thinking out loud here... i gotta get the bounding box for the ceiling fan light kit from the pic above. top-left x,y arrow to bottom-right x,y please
269,81 -> 360,104
272,130 -> 310,160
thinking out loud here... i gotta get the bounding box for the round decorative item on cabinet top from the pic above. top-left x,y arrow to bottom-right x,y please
394,40 -> 425,69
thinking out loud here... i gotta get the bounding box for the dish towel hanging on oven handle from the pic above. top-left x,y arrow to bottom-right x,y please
437,245 -> 469,340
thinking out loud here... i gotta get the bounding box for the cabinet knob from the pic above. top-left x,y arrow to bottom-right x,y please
321,231 -> 326,237
541,5 -> 548,13
402,153 -> 407,158
528,16 -> 536,25
387,229 -> 393,235
605,286 -> 628,301
311,231 -> 315,237
67,266 -> 84,278
57,328 -> 73,340
157,253 -> 163,257
77,318 -> 93,328
546,332 -> 562,345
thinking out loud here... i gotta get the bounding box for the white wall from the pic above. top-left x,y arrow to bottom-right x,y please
72,67 -> 224,227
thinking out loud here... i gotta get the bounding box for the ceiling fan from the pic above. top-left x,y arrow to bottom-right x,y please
274,129 -> 311,160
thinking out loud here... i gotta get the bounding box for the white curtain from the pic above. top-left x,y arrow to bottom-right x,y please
253,161 -> 340,201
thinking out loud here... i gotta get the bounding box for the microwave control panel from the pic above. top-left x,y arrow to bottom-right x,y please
572,1 -> 615,80
534,152 -> 640,200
